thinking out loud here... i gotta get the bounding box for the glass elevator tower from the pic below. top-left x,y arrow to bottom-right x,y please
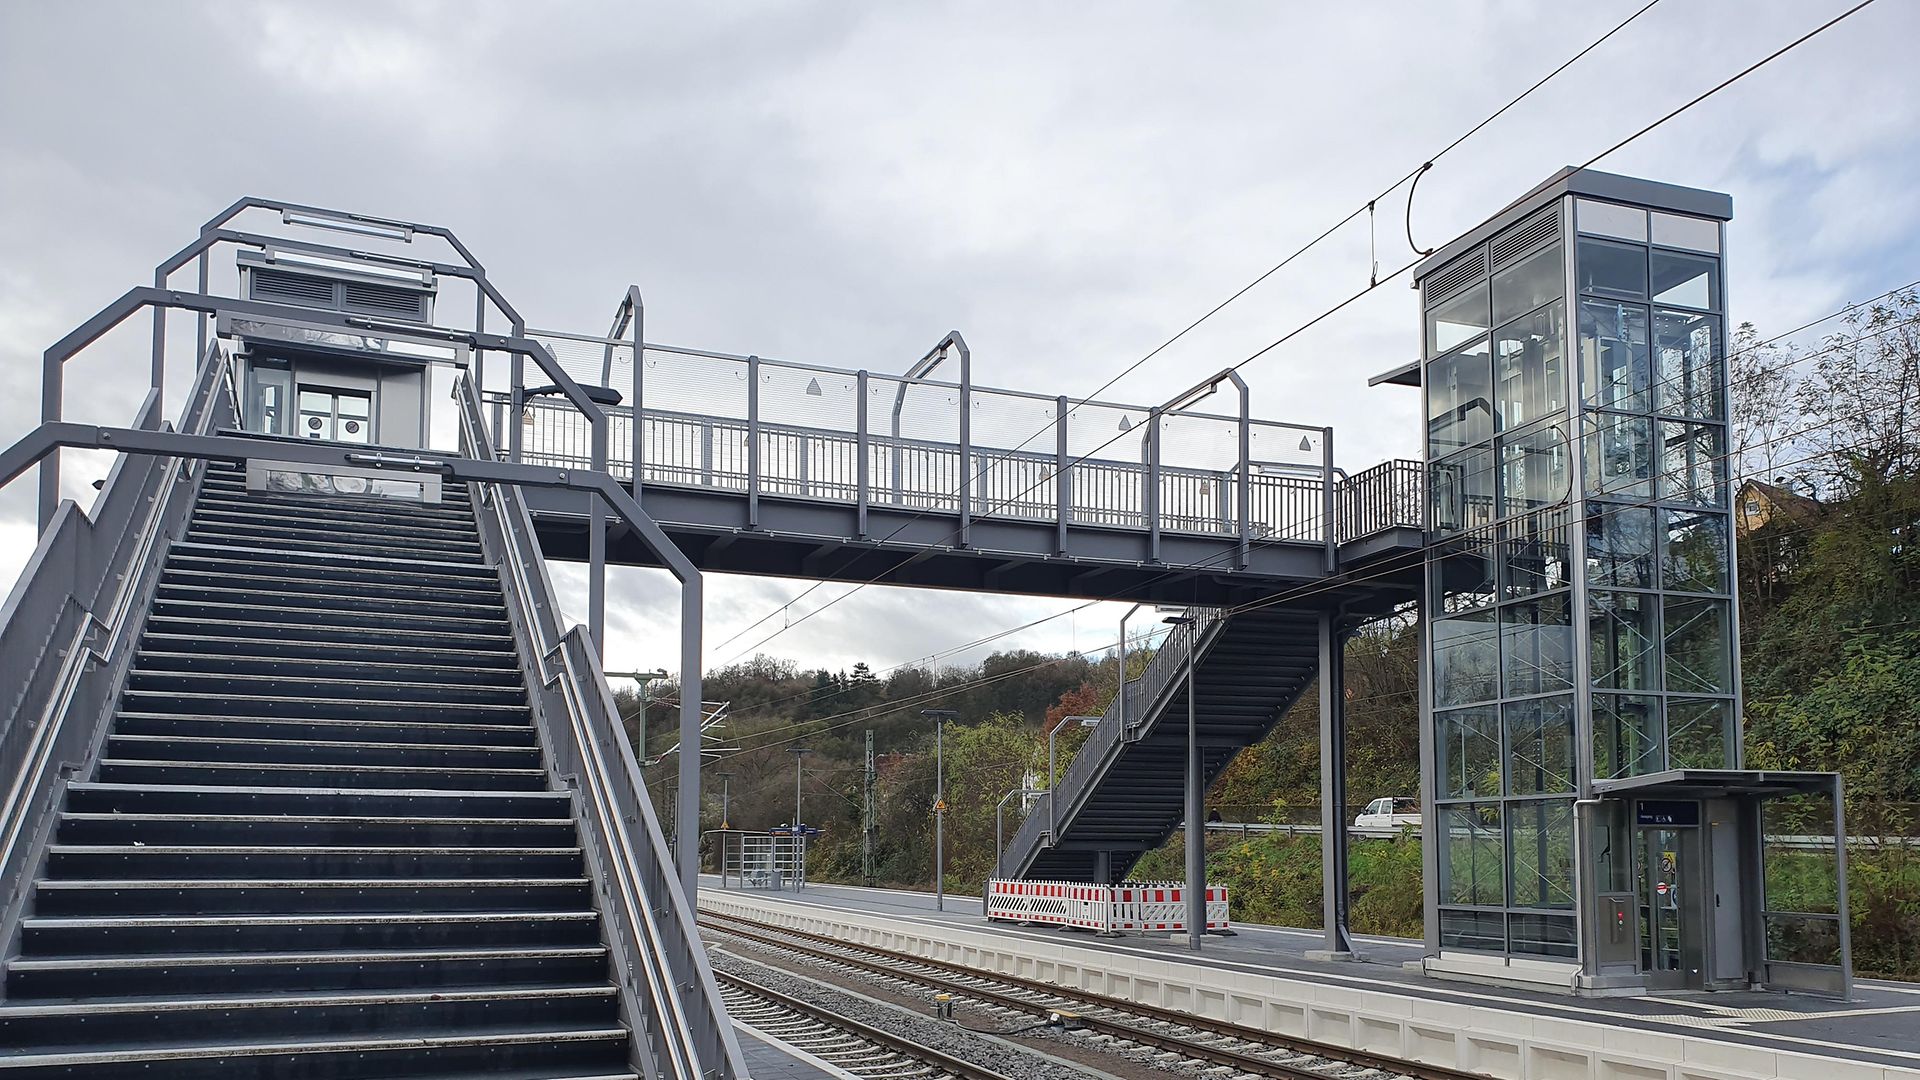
1383,169 -> 1851,996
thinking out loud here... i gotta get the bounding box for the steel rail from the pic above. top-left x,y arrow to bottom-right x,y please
701,911 -> 1480,1080
712,968 -> 1020,1080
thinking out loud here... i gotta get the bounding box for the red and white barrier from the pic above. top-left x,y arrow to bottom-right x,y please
986,878 -> 1228,933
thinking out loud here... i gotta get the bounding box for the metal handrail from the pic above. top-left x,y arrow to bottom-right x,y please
0,341 -> 233,975
458,379 -> 742,1079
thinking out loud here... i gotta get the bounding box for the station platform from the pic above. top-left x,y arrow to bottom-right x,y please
700,876 -> 1920,1080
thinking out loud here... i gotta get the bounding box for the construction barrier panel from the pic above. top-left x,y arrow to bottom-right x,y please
986,878 -> 1228,933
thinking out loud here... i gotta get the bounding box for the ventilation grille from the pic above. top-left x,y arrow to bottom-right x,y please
1490,204 -> 1561,268
252,268 -> 334,305
247,265 -> 432,322
1424,250 -> 1486,304
342,281 -> 427,318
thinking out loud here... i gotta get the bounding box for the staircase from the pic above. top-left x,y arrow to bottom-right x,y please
0,463 -> 641,1077
1004,607 -> 1323,883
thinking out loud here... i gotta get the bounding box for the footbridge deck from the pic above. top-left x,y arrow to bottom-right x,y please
494,334 -> 1424,603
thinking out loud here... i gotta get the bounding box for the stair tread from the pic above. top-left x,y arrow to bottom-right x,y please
61,813 -> 572,826
39,877 -> 592,889
0,984 -> 615,1017
136,643 -> 517,668
69,781 -> 567,800
46,845 -> 581,856
125,672 -> 523,694
24,911 -> 598,929
113,726 -> 537,753
168,541 -> 490,574
0,1026 -> 628,1067
143,616 -> 514,644
12,945 -> 607,970
119,694 -> 530,714
96,758 -> 544,777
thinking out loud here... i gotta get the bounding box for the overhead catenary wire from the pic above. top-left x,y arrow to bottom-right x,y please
711,0 -> 1673,660
715,0 -> 1884,666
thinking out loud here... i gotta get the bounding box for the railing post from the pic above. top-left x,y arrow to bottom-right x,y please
957,341 -> 972,548
1237,401 -> 1252,570
1321,426 -> 1336,572
508,320 -> 526,464
1055,395 -> 1069,555
630,289 -> 644,500
1146,408 -> 1163,563
746,355 -> 760,529
37,347 -> 62,530
856,370 -> 870,538
473,287 -> 487,398
195,252 -> 209,364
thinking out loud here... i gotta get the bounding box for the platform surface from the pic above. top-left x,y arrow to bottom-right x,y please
702,876 -> 1920,1073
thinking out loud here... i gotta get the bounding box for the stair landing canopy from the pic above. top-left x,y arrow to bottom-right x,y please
1383,167 -> 1852,997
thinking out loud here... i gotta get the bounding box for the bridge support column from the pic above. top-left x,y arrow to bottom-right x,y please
1093,849 -> 1111,884
1311,610 -> 1359,961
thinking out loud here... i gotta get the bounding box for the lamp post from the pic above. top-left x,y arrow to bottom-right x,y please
606,669 -> 669,762
1048,715 -> 1102,840
1164,613 -> 1204,952
787,747 -> 811,891
921,709 -> 957,911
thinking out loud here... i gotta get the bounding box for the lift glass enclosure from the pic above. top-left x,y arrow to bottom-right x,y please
1407,169 -> 1850,997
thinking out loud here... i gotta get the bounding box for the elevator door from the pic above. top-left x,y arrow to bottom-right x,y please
1639,819 -> 1706,989
298,387 -> 373,443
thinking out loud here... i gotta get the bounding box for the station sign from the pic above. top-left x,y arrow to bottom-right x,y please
1635,801 -> 1700,827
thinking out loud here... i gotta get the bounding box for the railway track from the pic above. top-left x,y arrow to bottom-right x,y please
702,910 -> 1482,1080
715,966 -> 1023,1080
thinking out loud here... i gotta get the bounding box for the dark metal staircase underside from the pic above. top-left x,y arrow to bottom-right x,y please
0,464 -> 641,1078
1013,607 -> 1323,883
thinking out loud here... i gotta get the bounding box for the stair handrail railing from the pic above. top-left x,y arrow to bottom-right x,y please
457,376 -> 743,1080
0,341 -> 234,974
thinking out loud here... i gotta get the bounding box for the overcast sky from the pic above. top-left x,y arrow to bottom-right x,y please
3,1 -> 1916,681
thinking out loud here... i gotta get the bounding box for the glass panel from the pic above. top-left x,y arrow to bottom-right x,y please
336,393 -> 371,418
1430,447 -> 1495,535
1504,696 -> 1575,795
1593,693 -> 1663,778
1442,804 -> 1505,907
1428,282 -> 1491,356
1501,595 -> 1574,697
1654,310 -> 1722,419
1765,915 -> 1842,966
1578,198 -> 1648,242
1437,706 -> 1501,798
1651,250 -> 1719,310
1663,509 -> 1729,593
1509,799 -> 1576,909
1440,908 -> 1506,952
1580,300 -> 1651,412
1433,530 -> 1498,613
1764,792 -> 1839,913
1651,212 -> 1719,253
1585,412 -> 1653,500
1493,304 -> 1568,431
1492,243 -> 1563,326
1591,591 -> 1659,691
1498,420 -> 1570,517
1585,502 -> 1656,588
1577,238 -> 1647,300
1666,697 -> 1731,768
1434,613 -> 1501,708
1509,913 -> 1577,958
1663,597 -> 1731,694
1658,421 -> 1728,506
1502,507 -> 1571,599
1428,337 -> 1495,455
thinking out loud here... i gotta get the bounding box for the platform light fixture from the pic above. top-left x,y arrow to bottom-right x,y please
281,208 -> 415,242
